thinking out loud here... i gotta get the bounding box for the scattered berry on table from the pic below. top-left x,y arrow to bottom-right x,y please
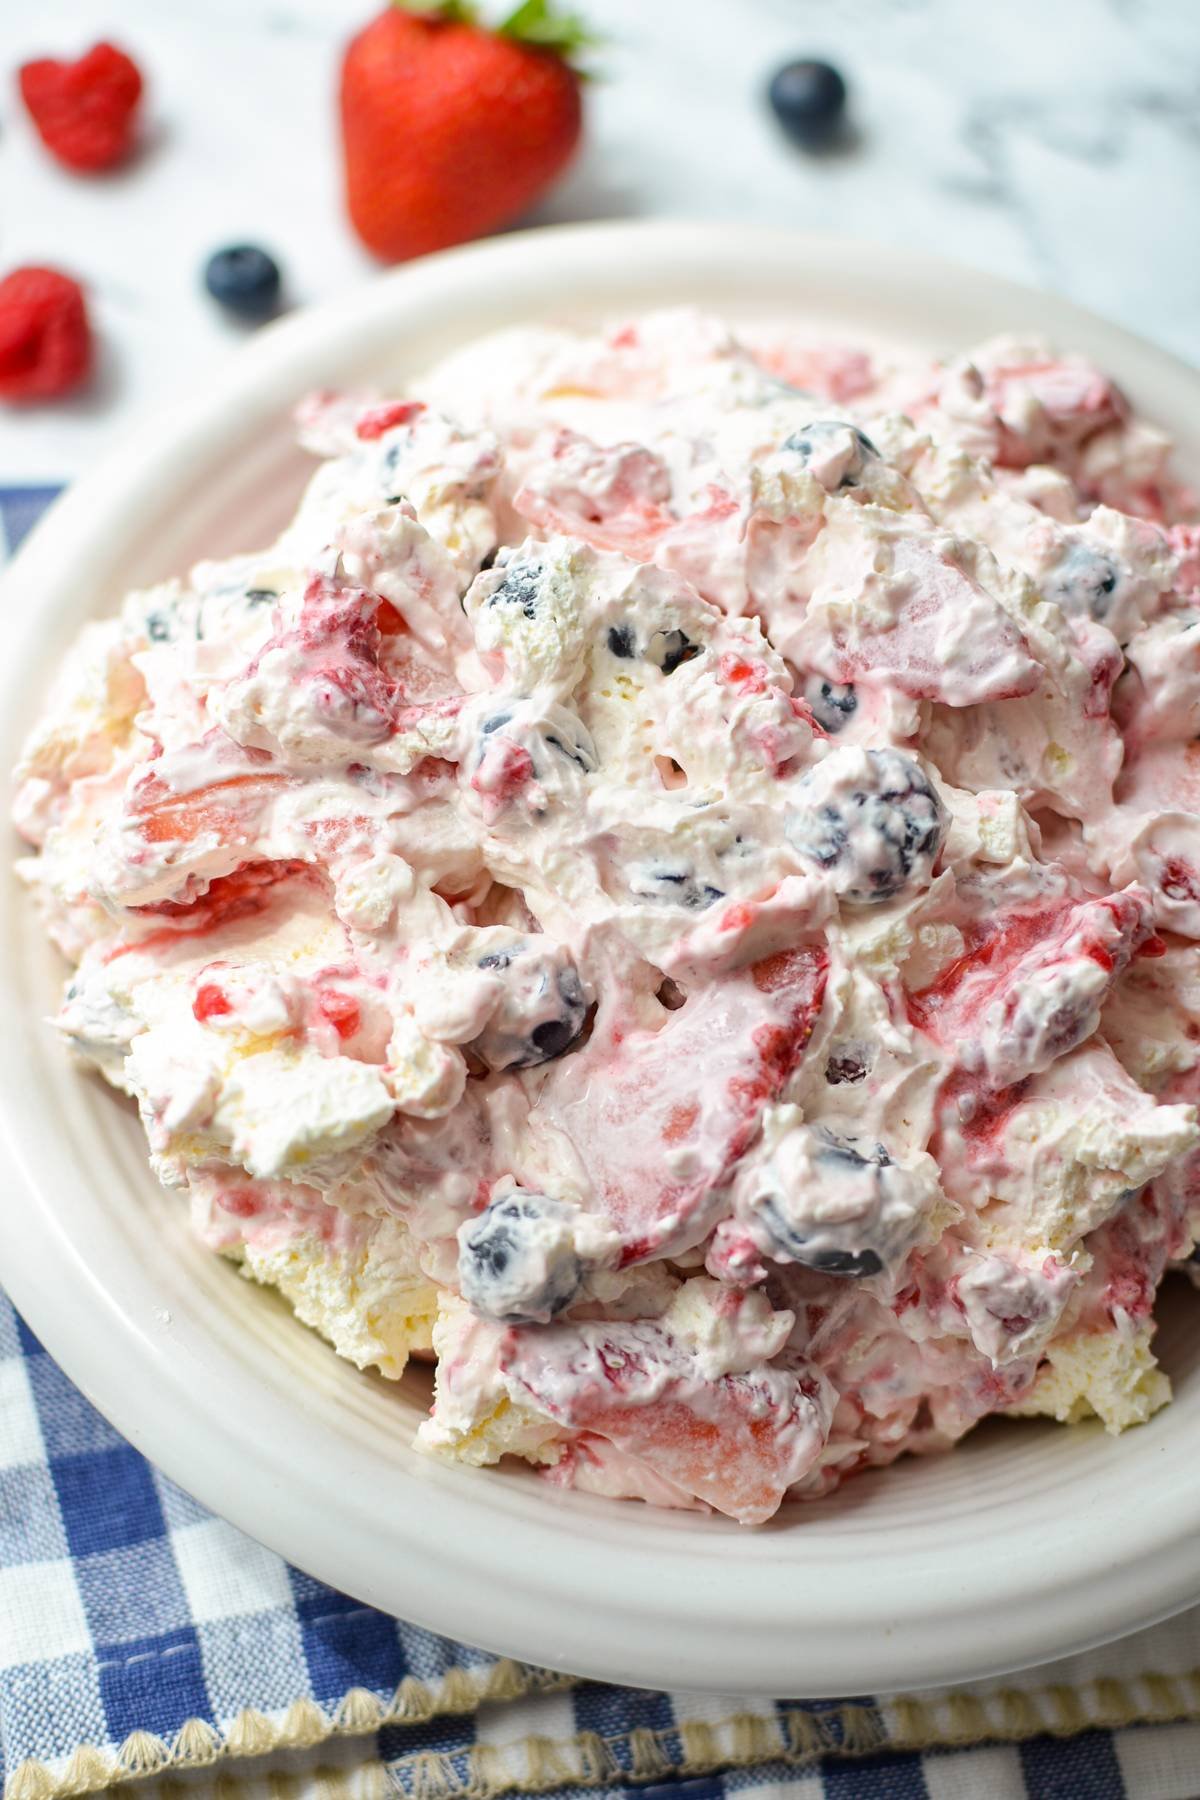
767,58 -> 847,147
203,246 -> 283,321
18,41 -> 143,173
340,0 -> 590,262
0,267 -> 92,403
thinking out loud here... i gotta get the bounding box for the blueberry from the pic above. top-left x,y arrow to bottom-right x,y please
646,628 -> 702,675
815,1130 -> 891,1173
471,941 -> 588,1072
784,422 -> 877,491
805,422 -> 875,459
825,1045 -> 869,1084
203,245 -> 282,322
786,746 -> 946,904
803,675 -> 858,733
486,558 -> 542,620
1043,542 -> 1122,624
632,866 -> 725,910
750,1127 -> 895,1280
606,621 -> 700,673
244,587 -> 278,607
544,729 -> 596,772
794,802 -> 849,870
754,1190 -> 884,1279
477,949 -> 512,971
802,1244 -> 884,1277
346,762 -> 385,794
458,1189 -> 584,1325
141,594 -> 196,643
767,59 -> 847,147
530,1015 -> 579,1059
473,702 -> 597,783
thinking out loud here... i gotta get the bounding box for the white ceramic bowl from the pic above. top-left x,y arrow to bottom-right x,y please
3,223 -> 1199,1697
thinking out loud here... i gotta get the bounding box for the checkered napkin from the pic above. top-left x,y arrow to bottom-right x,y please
5,486 -> 1200,1800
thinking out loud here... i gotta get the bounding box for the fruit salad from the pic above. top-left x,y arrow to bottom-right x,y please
15,310 -> 1200,1525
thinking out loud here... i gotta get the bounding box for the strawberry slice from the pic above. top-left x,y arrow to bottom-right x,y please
131,766 -> 286,848
533,945 -> 828,1263
749,341 -> 875,403
981,355 -> 1127,470
789,534 -> 1041,708
101,862 -> 313,966
513,429 -> 675,558
225,573 -> 463,755
500,1317 -> 833,1523
289,573 -> 405,742
909,887 -> 1152,1089
119,730 -> 292,880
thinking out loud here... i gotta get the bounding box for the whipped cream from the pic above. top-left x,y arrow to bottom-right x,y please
16,308 -> 1200,1524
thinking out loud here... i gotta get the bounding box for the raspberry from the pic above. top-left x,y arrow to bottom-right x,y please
355,400 -> 425,441
19,42 -> 143,173
316,990 -> 360,1040
0,268 -> 92,402
192,983 -> 232,1022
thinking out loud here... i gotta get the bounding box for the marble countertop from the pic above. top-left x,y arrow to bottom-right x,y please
1,0 -> 1197,481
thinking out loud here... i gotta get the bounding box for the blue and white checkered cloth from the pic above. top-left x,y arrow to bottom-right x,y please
5,486 -> 1200,1800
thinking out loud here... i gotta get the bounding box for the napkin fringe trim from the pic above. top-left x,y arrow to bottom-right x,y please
1,1660 -> 572,1800
7,1665 -> 1200,1800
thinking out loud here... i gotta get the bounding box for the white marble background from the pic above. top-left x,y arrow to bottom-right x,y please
0,0 -> 1197,481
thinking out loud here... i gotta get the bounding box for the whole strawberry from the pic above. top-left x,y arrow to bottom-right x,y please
340,0 -> 589,262
18,42 -> 143,174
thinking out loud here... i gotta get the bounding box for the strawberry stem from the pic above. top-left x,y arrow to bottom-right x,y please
498,0 -> 597,61
390,0 -> 597,64
392,0 -> 479,23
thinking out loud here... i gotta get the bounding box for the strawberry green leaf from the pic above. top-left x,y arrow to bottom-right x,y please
392,0 -> 478,23
498,0 -> 597,61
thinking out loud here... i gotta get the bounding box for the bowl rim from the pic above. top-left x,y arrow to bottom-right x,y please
3,219 -> 1200,1697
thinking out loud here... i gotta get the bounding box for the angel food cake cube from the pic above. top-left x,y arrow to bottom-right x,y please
14,307 -> 1200,1524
